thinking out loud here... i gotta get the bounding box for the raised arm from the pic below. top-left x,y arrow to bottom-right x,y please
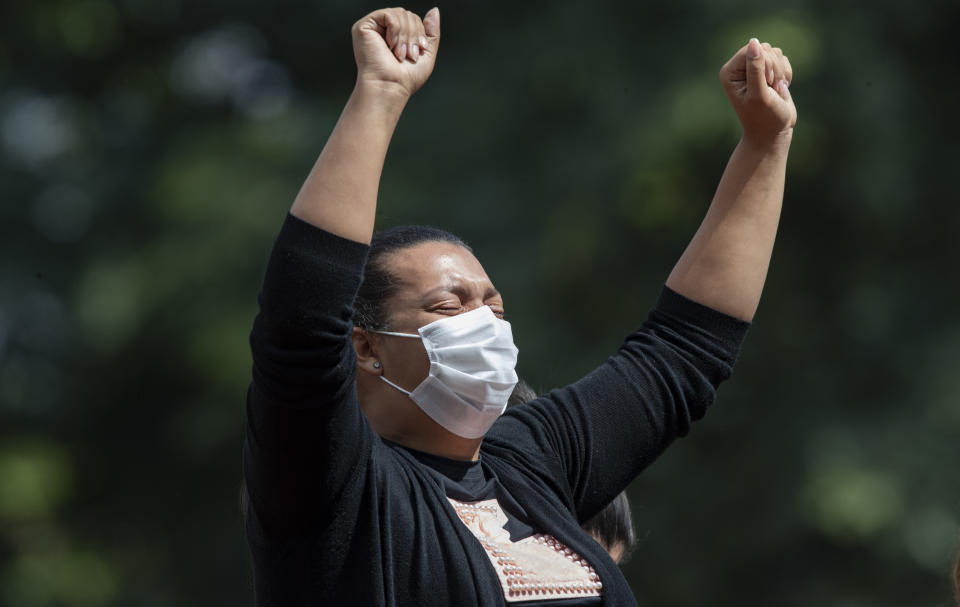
290,7 -> 441,244
666,38 -> 796,321
244,8 -> 440,533
489,39 -> 795,519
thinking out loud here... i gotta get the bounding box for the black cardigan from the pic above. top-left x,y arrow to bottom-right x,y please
243,213 -> 750,606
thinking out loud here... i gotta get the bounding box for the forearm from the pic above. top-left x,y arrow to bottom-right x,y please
290,82 -> 408,245
666,133 -> 791,321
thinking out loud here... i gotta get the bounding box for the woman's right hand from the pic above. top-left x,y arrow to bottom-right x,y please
352,7 -> 441,100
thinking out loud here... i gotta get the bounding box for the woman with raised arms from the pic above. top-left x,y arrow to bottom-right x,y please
243,6 -> 796,605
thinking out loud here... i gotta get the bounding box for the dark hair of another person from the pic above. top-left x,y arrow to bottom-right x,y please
507,379 -> 637,562
354,225 -> 472,331
507,378 -> 538,408
582,492 -> 636,562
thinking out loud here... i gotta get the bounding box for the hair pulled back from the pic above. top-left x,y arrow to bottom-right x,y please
355,225 -> 471,330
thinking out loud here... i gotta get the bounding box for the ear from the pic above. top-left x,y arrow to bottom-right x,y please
352,326 -> 383,377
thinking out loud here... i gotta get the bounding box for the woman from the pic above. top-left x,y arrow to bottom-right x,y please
244,6 -> 795,606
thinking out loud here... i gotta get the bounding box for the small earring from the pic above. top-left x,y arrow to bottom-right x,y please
373,361 -> 381,369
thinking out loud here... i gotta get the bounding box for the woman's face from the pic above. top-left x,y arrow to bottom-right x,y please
371,241 -> 505,392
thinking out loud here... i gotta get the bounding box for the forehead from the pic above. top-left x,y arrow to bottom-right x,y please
385,241 -> 494,297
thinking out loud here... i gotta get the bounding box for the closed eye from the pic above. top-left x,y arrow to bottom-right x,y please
487,304 -> 506,319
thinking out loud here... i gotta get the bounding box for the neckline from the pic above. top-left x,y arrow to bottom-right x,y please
385,439 -> 484,483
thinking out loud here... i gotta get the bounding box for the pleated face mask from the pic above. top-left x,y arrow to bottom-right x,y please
372,305 -> 520,439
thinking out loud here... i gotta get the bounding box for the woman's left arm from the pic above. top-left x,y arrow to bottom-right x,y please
666,38 -> 796,322
489,39 -> 794,519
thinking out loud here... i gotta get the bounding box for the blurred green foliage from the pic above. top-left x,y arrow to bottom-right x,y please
2,0 -> 958,605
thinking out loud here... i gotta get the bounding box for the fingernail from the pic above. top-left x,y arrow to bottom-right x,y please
411,43 -> 420,60
419,36 -> 427,48
747,37 -> 761,59
399,43 -> 407,58
768,68 -> 775,84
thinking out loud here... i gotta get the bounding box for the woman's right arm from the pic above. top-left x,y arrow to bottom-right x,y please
292,7 -> 440,243
244,8 -> 440,535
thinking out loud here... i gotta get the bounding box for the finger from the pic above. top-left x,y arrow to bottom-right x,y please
416,11 -> 429,53
405,10 -> 421,61
381,10 -> 405,60
355,14 -> 386,37
423,7 -> 440,43
403,11 -> 417,61
763,48 -> 777,87
762,42 -> 774,83
744,38 -> 767,98
408,10 -> 425,60
415,12 -> 426,54
719,44 -> 745,82
782,54 -> 793,85
776,78 -> 791,102
770,46 -> 787,85
380,10 -> 398,46
394,11 -> 410,61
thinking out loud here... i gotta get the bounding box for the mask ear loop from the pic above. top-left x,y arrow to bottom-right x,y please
369,329 -> 421,339
380,375 -> 413,395
365,329 -> 422,395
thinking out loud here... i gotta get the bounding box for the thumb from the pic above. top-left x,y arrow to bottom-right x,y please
744,38 -> 767,98
423,7 -> 440,40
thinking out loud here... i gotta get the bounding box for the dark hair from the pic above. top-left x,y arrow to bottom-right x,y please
507,378 -> 538,408
355,225 -> 472,330
582,492 -> 637,562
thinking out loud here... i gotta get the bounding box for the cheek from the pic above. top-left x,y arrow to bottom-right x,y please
383,339 -> 431,387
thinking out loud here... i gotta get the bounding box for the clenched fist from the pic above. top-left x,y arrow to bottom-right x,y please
352,7 -> 441,99
720,38 -> 797,146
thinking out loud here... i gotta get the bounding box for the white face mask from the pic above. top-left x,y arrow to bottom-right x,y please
371,305 -> 519,439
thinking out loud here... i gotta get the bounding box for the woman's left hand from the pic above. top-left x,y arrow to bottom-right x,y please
719,38 -> 797,148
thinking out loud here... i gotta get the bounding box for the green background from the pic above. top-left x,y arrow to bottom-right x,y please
2,0 -> 958,605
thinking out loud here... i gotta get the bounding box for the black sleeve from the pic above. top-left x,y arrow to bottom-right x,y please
489,286 -> 750,521
243,213 -> 373,535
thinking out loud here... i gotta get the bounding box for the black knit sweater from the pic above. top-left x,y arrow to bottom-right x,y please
243,213 -> 750,606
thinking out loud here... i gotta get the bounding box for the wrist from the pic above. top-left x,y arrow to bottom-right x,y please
741,128 -> 793,155
352,79 -> 411,115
